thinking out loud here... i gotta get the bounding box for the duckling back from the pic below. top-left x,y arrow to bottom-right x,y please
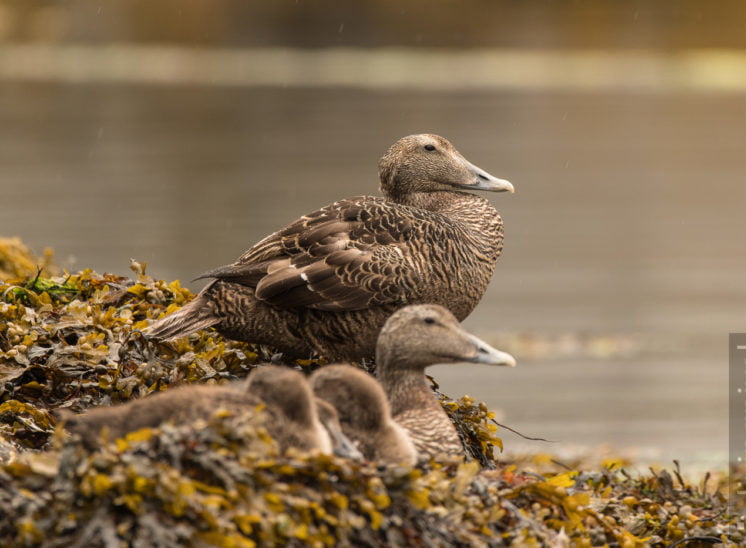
60,366 -> 335,455
57,383 -> 261,450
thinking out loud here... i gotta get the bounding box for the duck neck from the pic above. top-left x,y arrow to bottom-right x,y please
376,351 -> 435,417
398,191 -> 500,244
392,190 -> 481,214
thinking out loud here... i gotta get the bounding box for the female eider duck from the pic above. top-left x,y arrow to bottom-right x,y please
311,364 -> 417,466
146,134 -> 514,361
375,304 -> 516,460
58,366 -> 341,455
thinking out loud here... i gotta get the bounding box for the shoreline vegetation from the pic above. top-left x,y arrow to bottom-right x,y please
2,45 -> 746,93
0,236 -> 741,546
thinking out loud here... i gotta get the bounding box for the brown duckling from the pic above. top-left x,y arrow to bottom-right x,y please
56,384 -> 265,451
311,364 -> 417,466
58,366 -> 333,455
375,304 -> 516,460
146,134 -> 514,361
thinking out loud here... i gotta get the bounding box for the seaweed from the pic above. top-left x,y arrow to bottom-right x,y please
0,239 -> 742,546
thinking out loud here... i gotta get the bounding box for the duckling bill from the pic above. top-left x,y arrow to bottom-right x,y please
146,134 -> 513,361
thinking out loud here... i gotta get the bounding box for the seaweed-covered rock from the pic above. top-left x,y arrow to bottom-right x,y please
0,253 -> 263,451
0,237 -> 58,280
1,420 -> 740,547
0,239 -> 742,546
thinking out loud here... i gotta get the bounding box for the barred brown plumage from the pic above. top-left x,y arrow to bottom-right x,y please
145,134 -> 514,361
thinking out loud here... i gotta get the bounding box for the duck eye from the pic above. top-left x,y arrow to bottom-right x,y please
424,144 -> 436,151
424,317 -> 436,324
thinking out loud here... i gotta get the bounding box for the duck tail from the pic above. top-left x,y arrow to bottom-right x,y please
144,293 -> 221,340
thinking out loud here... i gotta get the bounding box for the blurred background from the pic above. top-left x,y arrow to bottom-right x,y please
1,0 -> 745,470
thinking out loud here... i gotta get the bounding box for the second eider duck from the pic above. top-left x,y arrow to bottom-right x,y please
375,304 -> 516,460
146,134 -> 514,361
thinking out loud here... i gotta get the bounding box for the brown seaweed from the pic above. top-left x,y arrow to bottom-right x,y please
0,239 -> 742,547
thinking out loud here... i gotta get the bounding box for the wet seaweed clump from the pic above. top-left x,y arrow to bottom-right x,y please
0,244 -> 268,452
0,238 -> 743,546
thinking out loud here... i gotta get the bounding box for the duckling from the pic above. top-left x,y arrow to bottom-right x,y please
311,364 -> 417,466
375,304 -> 516,460
58,366 -> 332,454
243,365 -> 333,453
56,384 -> 261,450
146,134 -> 513,361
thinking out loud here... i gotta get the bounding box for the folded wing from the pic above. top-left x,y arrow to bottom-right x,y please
195,197 -> 423,311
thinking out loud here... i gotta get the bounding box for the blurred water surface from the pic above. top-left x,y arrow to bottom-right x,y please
1,81 -> 743,469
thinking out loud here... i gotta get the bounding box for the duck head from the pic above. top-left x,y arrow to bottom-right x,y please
378,134 -> 514,202
375,304 -> 516,372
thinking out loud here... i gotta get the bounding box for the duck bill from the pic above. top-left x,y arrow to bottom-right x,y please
465,333 -> 517,367
454,159 -> 515,193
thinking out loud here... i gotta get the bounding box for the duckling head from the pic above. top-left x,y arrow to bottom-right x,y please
245,365 -> 317,427
311,364 -> 390,431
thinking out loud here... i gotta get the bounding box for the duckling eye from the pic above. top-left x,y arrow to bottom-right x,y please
424,317 -> 436,324
424,144 -> 436,151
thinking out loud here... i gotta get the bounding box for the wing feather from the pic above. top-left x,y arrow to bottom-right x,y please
199,196 -> 426,311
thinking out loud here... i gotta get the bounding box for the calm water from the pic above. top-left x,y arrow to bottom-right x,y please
1,82 -> 744,469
